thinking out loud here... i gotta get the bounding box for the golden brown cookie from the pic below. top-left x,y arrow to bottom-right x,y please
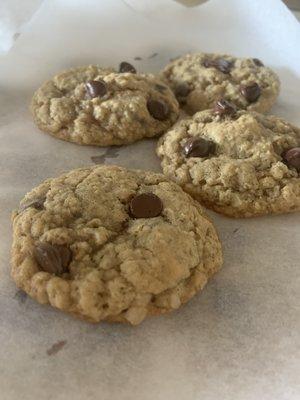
161,53 -> 280,115
157,107 -> 300,217
11,165 -> 222,325
31,64 -> 179,146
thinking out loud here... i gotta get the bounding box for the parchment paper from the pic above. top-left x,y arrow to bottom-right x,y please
0,1 -> 299,399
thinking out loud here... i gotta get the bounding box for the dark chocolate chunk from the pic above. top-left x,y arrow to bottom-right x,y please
214,99 -> 237,117
86,80 -> 107,98
253,58 -> 264,67
203,58 -> 233,74
130,193 -> 163,218
147,99 -> 169,121
19,197 -> 45,212
183,138 -> 216,158
282,147 -> 300,171
33,243 -> 71,275
119,61 -> 136,74
240,82 -> 261,103
175,82 -> 190,98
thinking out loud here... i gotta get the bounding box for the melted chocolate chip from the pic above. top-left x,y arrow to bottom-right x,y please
33,243 -> 71,275
147,99 -> 169,121
19,197 -> 45,212
282,147 -> 300,171
175,82 -> 190,98
130,193 -> 163,218
183,138 -> 216,158
119,61 -> 136,73
203,58 -> 233,74
240,82 -> 261,103
214,99 -> 237,117
252,58 -> 264,67
86,80 -> 107,98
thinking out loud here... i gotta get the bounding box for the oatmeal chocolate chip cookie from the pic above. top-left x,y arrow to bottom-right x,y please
157,107 -> 300,217
11,165 -> 222,325
31,64 -> 179,146
161,53 -> 280,115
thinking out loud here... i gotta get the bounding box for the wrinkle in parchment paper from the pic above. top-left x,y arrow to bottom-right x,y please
0,0 -> 44,54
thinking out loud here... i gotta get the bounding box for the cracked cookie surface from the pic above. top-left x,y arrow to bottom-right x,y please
31,65 -> 179,146
11,165 -> 222,325
157,110 -> 300,217
161,53 -> 280,115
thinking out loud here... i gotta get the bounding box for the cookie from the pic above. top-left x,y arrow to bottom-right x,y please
31,64 -> 179,146
161,53 -> 280,115
157,106 -> 300,217
11,165 -> 222,325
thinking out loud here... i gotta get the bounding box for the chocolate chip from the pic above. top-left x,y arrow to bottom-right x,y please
147,99 -> 169,121
155,84 -> 167,92
203,58 -> 233,74
119,61 -> 136,73
240,82 -> 261,103
175,82 -> 190,98
203,60 -> 212,68
86,80 -> 107,98
183,138 -> 216,158
129,193 -> 163,218
282,147 -> 300,171
19,197 -> 45,212
214,99 -> 237,117
253,58 -> 264,67
33,243 -> 71,275
217,59 -> 234,74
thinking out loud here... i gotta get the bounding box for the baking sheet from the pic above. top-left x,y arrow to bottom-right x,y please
0,1 -> 300,399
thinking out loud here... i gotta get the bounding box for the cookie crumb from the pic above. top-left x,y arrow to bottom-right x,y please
14,289 -> 27,304
148,52 -> 158,59
91,155 -> 106,164
46,340 -> 67,356
134,56 -> 142,61
91,147 -> 121,164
